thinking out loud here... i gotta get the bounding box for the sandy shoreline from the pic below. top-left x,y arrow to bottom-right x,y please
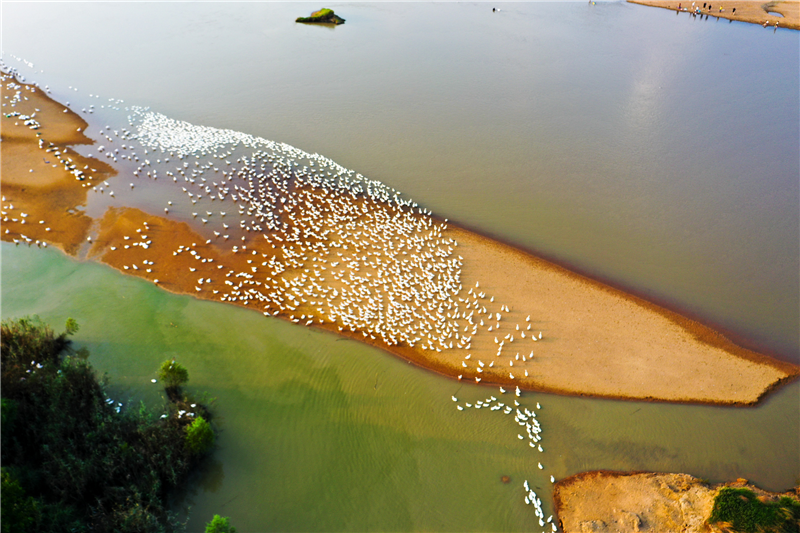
628,0 -> 800,30
553,470 -> 799,532
2,70 -> 797,406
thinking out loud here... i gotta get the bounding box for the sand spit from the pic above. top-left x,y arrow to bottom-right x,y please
553,471 -> 799,533
1,72 -> 115,254
2,67 -> 797,406
628,0 -> 799,30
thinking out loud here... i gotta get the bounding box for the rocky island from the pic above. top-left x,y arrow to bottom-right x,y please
296,8 -> 345,25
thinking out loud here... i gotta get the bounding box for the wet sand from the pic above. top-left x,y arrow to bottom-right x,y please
1,72 -> 115,254
2,71 -> 797,406
628,0 -> 799,30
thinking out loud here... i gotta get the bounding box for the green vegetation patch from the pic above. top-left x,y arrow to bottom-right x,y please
708,487 -> 800,533
205,514 -> 237,533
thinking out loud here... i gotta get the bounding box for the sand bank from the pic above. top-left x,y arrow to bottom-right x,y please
628,0 -> 799,30
1,72 -> 115,254
2,70 -> 797,406
553,471 -> 799,532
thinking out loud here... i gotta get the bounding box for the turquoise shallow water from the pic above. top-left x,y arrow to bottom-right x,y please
2,2 -> 798,531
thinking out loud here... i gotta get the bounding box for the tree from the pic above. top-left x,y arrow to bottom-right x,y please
1,469 -> 38,533
185,416 -> 215,455
64,317 -> 79,336
157,359 -> 189,390
205,514 -> 237,533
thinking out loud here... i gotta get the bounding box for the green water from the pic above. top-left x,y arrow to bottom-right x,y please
3,243 -> 797,531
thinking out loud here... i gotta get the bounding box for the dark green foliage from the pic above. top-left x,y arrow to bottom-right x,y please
1,469 -> 39,533
205,514 -> 237,533
0,317 -> 220,532
1,316 -> 72,398
185,416 -> 215,456
158,359 -> 189,390
708,487 -> 800,533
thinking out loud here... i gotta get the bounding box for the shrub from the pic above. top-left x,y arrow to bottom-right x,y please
185,416 -> 215,455
205,514 -> 237,533
1,468 -> 38,533
708,487 -> 800,533
0,317 -> 218,532
158,359 -> 189,390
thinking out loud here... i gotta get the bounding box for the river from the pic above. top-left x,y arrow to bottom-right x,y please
1,2 -> 797,531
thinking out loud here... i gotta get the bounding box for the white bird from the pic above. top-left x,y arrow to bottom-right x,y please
538,463 -> 543,470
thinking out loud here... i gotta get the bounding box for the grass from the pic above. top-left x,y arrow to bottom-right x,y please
708,487 -> 800,533
311,8 -> 333,18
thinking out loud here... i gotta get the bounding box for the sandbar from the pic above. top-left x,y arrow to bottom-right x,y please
2,69 -> 797,406
553,470 -> 799,532
628,0 -> 799,29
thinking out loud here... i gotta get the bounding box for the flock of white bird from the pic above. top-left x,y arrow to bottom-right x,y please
454,385 -> 558,531
3,59 -> 560,528
3,59 -> 550,386
87,108 -> 547,379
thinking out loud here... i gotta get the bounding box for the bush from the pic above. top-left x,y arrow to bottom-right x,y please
185,416 -> 215,455
708,487 -> 800,533
158,359 -> 189,390
0,317 -> 219,532
205,514 -> 237,533
1,468 -> 38,533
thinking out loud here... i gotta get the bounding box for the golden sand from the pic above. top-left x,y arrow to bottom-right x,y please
553,471 -> 800,533
1,73 -> 115,254
628,0 -> 799,30
2,71 -> 797,405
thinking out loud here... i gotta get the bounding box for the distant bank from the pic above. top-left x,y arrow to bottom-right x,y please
628,0 -> 799,30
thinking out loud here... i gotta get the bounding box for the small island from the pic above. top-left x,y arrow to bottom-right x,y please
296,8 -> 345,25
553,471 -> 800,532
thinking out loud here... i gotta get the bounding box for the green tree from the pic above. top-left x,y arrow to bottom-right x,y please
64,317 -> 79,336
185,416 -> 215,455
157,359 -> 189,390
205,514 -> 236,533
1,468 -> 39,533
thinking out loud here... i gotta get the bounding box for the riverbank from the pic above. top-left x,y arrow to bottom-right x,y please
3,69 -> 798,406
628,0 -> 800,30
553,471 -> 799,532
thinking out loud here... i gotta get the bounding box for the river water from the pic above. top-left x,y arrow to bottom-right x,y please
1,2 -> 797,531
